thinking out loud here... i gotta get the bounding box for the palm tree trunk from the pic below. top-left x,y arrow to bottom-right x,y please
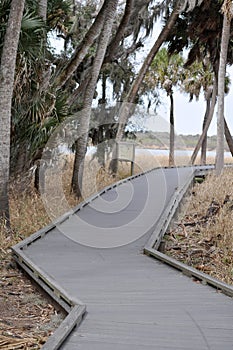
0,0 -> 25,224
215,4 -> 232,175
104,0 -> 134,63
71,0 -> 118,198
201,97 -> 211,165
54,0 -> 111,90
190,77 -> 217,164
169,92 -> 175,166
38,0 -> 47,21
224,118 -> 233,156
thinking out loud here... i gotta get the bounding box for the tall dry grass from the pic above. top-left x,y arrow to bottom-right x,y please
166,167 -> 233,284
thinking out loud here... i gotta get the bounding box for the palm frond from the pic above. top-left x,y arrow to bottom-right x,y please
19,10 -> 46,59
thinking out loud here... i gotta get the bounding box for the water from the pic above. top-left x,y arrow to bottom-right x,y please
136,148 -> 232,158
77,146 -> 232,159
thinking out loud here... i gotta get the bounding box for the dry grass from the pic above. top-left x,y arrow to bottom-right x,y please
165,168 -> 233,285
0,180 -> 62,349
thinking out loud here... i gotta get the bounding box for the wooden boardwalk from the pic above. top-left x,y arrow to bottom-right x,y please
13,166 -> 233,349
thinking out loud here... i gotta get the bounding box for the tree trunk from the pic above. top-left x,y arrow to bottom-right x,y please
38,0 -> 47,21
0,0 -> 25,225
104,0 -> 134,63
215,7 -> 231,175
190,77 -> 217,164
54,0 -> 111,90
71,0 -> 118,198
224,118 -> 233,156
169,92 -> 175,166
201,97 -> 211,165
97,142 -> 106,167
115,1 -> 181,141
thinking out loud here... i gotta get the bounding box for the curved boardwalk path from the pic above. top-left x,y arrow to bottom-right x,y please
13,166 -> 233,349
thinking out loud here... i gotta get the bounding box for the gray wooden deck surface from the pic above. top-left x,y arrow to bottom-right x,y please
16,167 -> 233,349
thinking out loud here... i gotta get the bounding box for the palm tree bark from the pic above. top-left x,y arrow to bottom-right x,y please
201,97 -> 211,165
215,2 -> 232,175
169,92 -> 175,166
38,0 -> 47,21
190,77 -> 217,164
71,0 -> 118,198
224,118 -> 233,156
104,0 -> 134,63
0,0 -> 25,224
54,0 -> 111,90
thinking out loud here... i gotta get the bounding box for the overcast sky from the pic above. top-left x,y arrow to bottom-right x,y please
155,66 -> 233,136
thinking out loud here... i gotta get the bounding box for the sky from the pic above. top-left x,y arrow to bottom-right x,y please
154,66 -> 233,136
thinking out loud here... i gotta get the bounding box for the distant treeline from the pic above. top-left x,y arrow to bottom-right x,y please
135,131 -> 230,151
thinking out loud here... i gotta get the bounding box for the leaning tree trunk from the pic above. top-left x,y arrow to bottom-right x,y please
215,3 -> 232,175
201,97 -> 211,165
224,118 -> 233,156
104,0 -> 134,63
71,0 -> 118,198
169,92 -> 175,166
0,0 -> 25,225
190,77 -> 217,164
54,0 -> 111,90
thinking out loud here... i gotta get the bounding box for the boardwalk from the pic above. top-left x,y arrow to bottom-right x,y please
13,166 -> 233,349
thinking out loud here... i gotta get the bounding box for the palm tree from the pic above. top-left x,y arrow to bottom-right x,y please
145,48 -> 184,165
0,0 -> 25,224
181,58 -> 214,164
215,0 -> 233,175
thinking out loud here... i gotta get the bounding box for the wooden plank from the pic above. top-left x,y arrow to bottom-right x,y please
41,305 -> 86,350
144,170 -> 194,251
144,247 -> 233,297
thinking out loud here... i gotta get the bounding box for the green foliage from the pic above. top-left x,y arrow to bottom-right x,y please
143,48 -> 184,108
166,0 -> 233,70
149,48 -> 184,90
13,91 -> 71,158
181,59 -> 214,101
19,11 -> 45,59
